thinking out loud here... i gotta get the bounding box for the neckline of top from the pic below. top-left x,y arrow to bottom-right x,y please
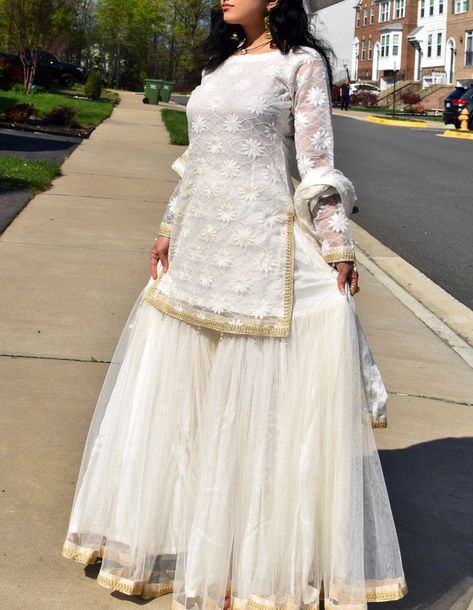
227,49 -> 282,61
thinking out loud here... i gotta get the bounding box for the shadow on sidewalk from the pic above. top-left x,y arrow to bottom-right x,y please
375,436 -> 473,609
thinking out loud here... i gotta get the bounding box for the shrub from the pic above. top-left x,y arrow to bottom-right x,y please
0,59 -> 23,90
84,71 -> 102,100
331,84 -> 341,103
10,82 -> 27,94
5,102 -> 39,122
44,105 -> 80,127
414,103 -> 426,114
350,91 -> 378,106
400,92 -> 421,107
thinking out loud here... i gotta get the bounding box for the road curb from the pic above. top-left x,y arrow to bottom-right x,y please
366,115 -> 428,128
441,129 -> 473,140
351,221 -> 473,368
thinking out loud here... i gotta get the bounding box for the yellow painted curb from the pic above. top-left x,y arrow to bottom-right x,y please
442,129 -> 473,140
366,115 -> 428,128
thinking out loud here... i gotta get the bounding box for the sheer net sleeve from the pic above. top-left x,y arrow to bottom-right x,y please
157,144 -> 192,238
311,192 -> 356,264
293,52 -> 356,264
157,179 -> 182,238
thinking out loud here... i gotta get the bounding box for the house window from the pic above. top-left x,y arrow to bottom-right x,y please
429,0 -> 435,14
381,33 -> 391,56
437,32 -> 443,56
361,39 -> 366,60
420,0 -> 425,17
370,5 -> 375,22
453,0 -> 468,14
393,33 -> 400,55
439,0 -> 444,12
427,33 -> 433,57
363,7 -> 368,24
368,36 -> 373,59
356,8 -> 360,26
394,0 -> 405,18
379,1 -> 390,21
466,30 -> 473,66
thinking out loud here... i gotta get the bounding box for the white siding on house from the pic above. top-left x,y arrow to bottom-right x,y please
412,0 -> 448,84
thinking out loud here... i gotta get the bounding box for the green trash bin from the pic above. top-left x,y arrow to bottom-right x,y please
143,79 -> 164,105
159,80 -> 175,103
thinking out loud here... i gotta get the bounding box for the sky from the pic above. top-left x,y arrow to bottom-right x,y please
314,0 -> 358,82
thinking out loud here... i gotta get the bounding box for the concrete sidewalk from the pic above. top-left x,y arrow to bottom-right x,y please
1,91 -> 472,610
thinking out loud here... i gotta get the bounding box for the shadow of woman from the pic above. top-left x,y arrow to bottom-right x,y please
370,436 -> 473,609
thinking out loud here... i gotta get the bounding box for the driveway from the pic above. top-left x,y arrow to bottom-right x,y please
0,127 -> 81,233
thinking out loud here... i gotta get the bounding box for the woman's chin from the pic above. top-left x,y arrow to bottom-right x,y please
223,17 -> 240,25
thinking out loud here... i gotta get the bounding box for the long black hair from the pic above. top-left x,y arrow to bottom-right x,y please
200,0 -> 334,86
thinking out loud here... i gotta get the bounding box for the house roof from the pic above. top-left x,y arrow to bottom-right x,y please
378,23 -> 404,32
407,26 -> 423,39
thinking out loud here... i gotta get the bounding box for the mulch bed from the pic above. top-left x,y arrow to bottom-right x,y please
0,118 -> 95,138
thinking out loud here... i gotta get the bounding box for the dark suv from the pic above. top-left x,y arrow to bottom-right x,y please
0,49 -> 87,87
443,85 -> 473,129
32,50 -> 87,86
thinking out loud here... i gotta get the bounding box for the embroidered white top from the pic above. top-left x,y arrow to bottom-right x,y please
145,45 -> 357,337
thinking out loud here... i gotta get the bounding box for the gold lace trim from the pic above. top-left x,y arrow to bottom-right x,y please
323,249 -> 357,264
62,539 -> 101,564
97,572 -> 144,596
64,540 -> 407,605
62,538 -> 133,566
144,211 -> 295,338
366,582 -> 408,601
371,419 -> 387,428
158,222 -> 172,238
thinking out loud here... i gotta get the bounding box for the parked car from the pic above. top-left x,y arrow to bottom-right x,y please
0,49 -> 88,87
443,85 -> 473,128
349,82 -> 381,95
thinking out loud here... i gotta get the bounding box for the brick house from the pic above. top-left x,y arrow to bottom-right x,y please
446,1 -> 473,86
353,0 -> 419,88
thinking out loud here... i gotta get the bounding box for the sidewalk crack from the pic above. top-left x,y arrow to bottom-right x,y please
0,353 -> 111,364
388,390 -> 473,407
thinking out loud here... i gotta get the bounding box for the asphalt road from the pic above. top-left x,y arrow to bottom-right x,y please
332,116 -> 473,309
0,127 -> 81,162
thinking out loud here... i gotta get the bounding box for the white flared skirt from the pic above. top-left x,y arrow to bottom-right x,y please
62,222 -> 408,609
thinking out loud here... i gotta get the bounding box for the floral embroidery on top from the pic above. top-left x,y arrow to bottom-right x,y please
152,46 -> 356,335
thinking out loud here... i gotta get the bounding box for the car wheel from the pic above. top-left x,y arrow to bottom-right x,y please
61,73 -> 75,87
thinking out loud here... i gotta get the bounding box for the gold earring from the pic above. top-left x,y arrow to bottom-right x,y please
264,8 -> 272,39
230,32 -> 239,41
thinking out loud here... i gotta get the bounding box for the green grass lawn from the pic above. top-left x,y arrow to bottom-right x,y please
161,108 -> 189,145
348,106 -> 391,114
0,88 -> 115,126
348,106 -> 444,121
0,156 -> 61,191
55,82 -> 121,103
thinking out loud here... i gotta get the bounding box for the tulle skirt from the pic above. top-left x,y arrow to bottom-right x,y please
62,222 -> 408,609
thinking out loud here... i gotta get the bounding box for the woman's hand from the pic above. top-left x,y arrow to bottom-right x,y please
334,261 -> 359,296
150,236 -> 170,279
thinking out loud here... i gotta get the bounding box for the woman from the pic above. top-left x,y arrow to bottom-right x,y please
62,0 -> 409,608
